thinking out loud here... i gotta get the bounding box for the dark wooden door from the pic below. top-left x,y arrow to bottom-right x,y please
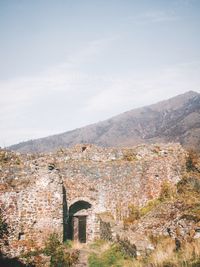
78,216 -> 87,243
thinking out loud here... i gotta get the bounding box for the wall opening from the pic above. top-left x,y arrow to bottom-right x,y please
66,200 -> 91,243
18,232 -> 25,240
82,146 -> 87,152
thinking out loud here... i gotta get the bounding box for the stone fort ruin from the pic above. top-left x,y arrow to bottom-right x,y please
0,143 -> 187,256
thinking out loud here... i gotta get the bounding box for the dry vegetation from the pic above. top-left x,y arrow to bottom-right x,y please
106,150 -> 200,266
88,237 -> 200,267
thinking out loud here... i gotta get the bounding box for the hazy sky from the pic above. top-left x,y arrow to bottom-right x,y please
0,0 -> 200,147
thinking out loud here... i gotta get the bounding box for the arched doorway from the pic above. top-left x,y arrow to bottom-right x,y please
67,200 -> 92,243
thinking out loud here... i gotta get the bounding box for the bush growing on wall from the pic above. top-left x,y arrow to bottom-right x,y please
123,204 -> 140,227
116,235 -> 137,258
159,180 -> 176,201
186,150 -> 200,172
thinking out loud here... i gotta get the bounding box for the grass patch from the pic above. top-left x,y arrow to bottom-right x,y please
89,239 -> 108,250
88,244 -> 133,267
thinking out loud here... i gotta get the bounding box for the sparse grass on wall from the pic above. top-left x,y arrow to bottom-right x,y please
123,180 -> 176,228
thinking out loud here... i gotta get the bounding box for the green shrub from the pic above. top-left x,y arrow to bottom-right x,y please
20,248 -> 43,266
63,239 -> 73,248
44,233 -> 61,256
44,233 -> 79,267
88,240 -> 136,267
89,252 -> 104,267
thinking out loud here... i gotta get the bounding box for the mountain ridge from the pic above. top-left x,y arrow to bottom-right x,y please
9,91 -> 200,153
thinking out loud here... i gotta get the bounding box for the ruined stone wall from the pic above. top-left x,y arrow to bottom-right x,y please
0,143 -> 187,256
59,143 -> 186,220
0,151 -> 63,256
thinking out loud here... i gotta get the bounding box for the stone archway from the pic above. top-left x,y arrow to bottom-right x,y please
67,200 -> 92,243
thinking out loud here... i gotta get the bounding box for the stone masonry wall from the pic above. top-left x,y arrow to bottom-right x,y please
0,143 -> 187,256
0,151 -> 63,257
59,143 -> 186,220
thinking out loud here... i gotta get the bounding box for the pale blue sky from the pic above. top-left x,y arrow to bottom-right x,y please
0,0 -> 200,146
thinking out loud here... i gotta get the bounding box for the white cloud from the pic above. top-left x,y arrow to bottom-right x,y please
126,9 -> 179,24
140,10 -> 179,22
0,36 -> 116,115
85,62 -> 200,114
67,37 -> 119,67
0,37 -> 119,146
174,0 -> 198,8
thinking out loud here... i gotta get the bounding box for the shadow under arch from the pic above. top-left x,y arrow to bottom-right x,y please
63,186 -> 68,242
66,200 -> 92,243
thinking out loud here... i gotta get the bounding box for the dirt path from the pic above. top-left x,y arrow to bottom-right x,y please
74,241 -> 108,266
74,244 -> 91,267
75,249 -> 89,266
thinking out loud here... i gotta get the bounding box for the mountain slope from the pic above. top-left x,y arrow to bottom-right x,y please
9,91 -> 200,153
